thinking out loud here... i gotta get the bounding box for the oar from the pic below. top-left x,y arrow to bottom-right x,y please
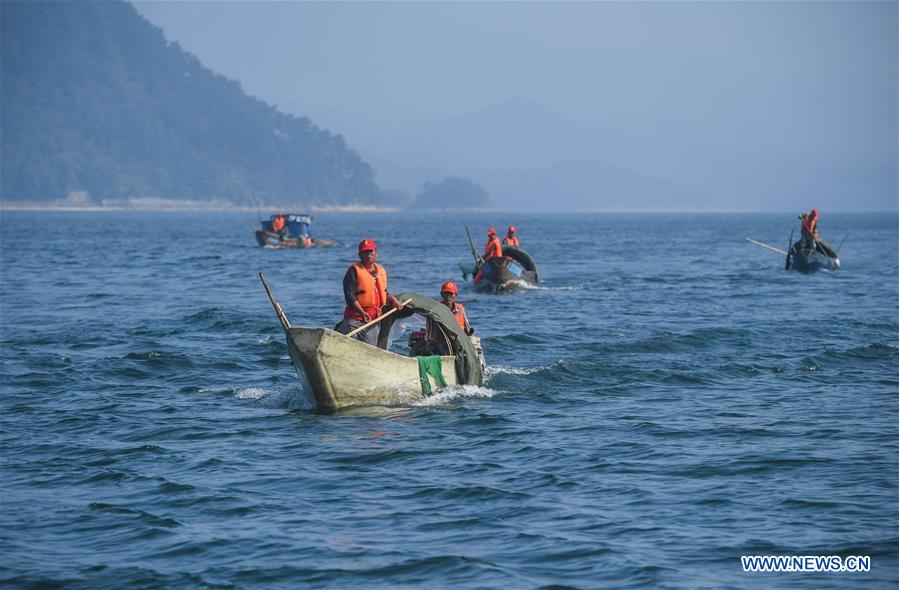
785,229 -> 794,270
465,225 -> 484,267
251,190 -> 263,223
327,234 -> 347,247
346,299 -> 412,338
258,273 -> 291,330
319,225 -> 346,247
309,220 -> 346,246
836,233 -> 849,254
744,237 -> 788,256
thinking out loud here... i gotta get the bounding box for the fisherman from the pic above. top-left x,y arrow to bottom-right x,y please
335,239 -> 404,347
799,209 -> 820,249
472,227 -> 503,284
436,281 -> 485,369
423,280 -> 474,356
439,281 -> 474,336
300,235 -> 313,248
272,214 -> 287,239
503,226 -> 520,247
484,227 -> 503,261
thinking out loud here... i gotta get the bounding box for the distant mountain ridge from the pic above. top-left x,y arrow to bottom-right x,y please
0,0 -> 385,206
294,97 -> 699,210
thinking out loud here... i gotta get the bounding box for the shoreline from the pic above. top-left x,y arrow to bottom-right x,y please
1,205 -> 890,214
0,202 -> 892,214
0,203 -> 402,213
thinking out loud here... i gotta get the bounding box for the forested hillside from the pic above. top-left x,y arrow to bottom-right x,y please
0,1 -> 384,206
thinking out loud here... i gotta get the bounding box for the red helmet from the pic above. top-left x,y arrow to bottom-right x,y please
358,239 -> 377,253
508,226 -> 517,233
441,281 -> 459,295
487,227 -> 496,235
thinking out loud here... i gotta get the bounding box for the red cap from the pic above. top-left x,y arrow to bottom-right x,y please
487,227 -> 496,235
441,281 -> 458,295
358,239 -> 377,253
508,226 -> 517,233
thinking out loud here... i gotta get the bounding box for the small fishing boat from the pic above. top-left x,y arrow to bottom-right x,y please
461,227 -> 539,292
786,238 -> 840,272
745,234 -> 843,273
255,213 -> 338,249
260,275 -> 484,411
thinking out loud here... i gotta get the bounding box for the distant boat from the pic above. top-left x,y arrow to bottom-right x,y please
786,238 -> 840,273
461,227 -> 539,292
260,277 -> 485,411
255,213 -> 338,249
745,235 -> 842,273
471,246 -> 539,291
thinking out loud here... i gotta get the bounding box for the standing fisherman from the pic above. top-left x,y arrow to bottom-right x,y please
272,214 -> 287,239
799,209 -> 820,249
473,227 -> 504,284
335,239 -> 405,347
484,227 -> 503,261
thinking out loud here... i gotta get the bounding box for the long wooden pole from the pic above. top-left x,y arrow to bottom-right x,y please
251,190 -> 263,223
744,237 -> 788,256
836,233 -> 849,254
466,225 -> 484,266
346,299 -> 412,338
258,272 -> 291,330
784,229 -> 794,270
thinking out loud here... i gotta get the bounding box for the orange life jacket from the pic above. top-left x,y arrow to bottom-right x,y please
273,216 -> 285,231
450,302 -> 467,331
503,236 -> 520,247
801,210 -> 819,239
484,236 -> 503,260
344,262 -> 387,320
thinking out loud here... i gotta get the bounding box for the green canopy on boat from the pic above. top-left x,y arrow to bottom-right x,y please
383,292 -> 484,387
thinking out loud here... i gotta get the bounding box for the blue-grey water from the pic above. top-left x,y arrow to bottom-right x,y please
1,211 -> 897,589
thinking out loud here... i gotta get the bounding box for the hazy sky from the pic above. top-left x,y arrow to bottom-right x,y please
133,1 -> 897,211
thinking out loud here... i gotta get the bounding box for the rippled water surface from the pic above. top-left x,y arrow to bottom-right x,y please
1,211 -> 897,589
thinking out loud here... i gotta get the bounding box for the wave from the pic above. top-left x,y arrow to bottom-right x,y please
412,384 -> 498,407
234,385 -> 314,410
484,363 -> 561,379
518,282 -> 585,291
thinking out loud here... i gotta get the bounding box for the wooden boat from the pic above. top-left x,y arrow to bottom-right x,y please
255,213 -> 338,249
260,277 -> 484,411
285,327 -> 459,409
461,227 -> 539,292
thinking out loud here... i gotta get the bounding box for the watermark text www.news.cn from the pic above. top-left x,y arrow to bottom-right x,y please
741,555 -> 871,573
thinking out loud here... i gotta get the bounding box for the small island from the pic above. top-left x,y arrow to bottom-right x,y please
410,177 -> 492,210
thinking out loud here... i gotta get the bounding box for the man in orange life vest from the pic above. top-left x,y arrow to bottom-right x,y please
272,214 -> 287,238
799,209 -> 820,248
503,226 -> 520,247
473,228 -> 504,284
484,227 -> 503,261
439,281 -> 474,336
335,239 -> 404,347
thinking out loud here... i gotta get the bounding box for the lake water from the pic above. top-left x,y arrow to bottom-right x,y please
1,210 -> 897,589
